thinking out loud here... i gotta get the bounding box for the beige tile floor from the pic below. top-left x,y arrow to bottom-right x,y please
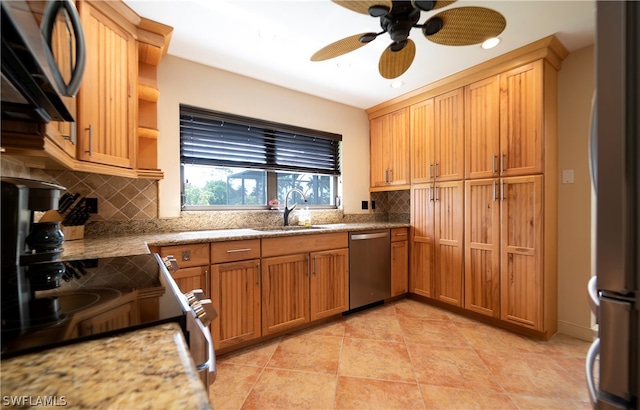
209,298 -> 592,409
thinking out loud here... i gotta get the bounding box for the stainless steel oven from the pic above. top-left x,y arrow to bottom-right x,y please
0,253 -> 216,387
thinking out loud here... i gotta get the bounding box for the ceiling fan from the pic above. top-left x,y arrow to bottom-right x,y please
310,0 -> 507,79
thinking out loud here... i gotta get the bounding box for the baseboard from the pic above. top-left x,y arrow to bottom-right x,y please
557,320 -> 597,341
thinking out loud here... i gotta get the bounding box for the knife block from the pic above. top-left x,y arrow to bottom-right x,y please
39,210 -> 85,241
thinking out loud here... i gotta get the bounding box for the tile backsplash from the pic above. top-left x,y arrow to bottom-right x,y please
1,158 -> 409,236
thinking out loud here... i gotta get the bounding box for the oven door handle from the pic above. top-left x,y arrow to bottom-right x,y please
191,312 -> 216,385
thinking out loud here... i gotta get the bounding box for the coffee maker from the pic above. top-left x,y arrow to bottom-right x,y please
1,177 -> 66,338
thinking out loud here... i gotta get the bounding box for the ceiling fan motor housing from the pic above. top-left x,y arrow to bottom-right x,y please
381,3 -> 421,45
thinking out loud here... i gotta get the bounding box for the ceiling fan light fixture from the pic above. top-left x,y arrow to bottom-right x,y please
481,37 -> 501,49
412,0 -> 436,12
422,17 -> 444,36
368,5 -> 390,17
359,32 -> 378,43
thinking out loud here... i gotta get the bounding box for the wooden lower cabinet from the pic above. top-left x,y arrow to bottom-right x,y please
410,182 -> 464,306
261,248 -> 349,336
391,230 -> 409,297
310,249 -> 349,321
170,266 -> 208,296
464,175 -> 545,331
464,179 -> 500,317
261,254 -> 310,335
500,175 -> 544,330
211,259 -> 261,350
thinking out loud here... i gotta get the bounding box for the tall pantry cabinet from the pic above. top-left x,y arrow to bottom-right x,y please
369,35 -> 566,339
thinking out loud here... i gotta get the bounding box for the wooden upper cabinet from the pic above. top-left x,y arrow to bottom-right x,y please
434,88 -> 465,181
499,61 -> 544,176
370,108 -> 410,188
77,1 -> 137,168
410,98 -> 435,183
465,76 -> 501,179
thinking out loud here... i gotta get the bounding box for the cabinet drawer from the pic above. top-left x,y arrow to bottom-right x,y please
211,239 -> 261,263
159,243 -> 210,268
391,228 -> 409,242
262,232 -> 348,258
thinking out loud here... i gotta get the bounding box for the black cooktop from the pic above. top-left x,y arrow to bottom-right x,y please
1,254 -> 186,358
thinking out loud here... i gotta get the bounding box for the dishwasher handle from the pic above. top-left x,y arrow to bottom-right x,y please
350,232 -> 389,241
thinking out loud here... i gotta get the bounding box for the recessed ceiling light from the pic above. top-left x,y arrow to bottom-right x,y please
390,80 -> 404,89
481,37 -> 501,50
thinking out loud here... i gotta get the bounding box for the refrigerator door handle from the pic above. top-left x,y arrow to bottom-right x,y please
586,337 -> 600,405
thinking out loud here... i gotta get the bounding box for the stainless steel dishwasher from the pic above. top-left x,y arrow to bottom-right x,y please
349,229 -> 391,309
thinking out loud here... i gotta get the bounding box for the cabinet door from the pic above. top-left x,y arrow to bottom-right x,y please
434,88 -> 464,181
310,249 -> 349,321
499,61 -> 544,176
500,175 -> 543,330
388,107 -> 410,185
370,115 -> 388,187
464,179 -> 500,317
261,254 -> 310,335
465,76 -> 500,179
77,2 -> 136,168
171,266 -> 209,296
211,260 -> 261,350
391,240 -> 409,296
410,98 -> 435,183
434,180 -> 464,306
410,184 -> 435,297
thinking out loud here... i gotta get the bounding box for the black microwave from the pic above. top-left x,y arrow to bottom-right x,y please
1,0 -> 85,123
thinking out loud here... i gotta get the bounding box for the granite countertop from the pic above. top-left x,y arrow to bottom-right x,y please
0,323 -> 211,409
60,222 -> 409,260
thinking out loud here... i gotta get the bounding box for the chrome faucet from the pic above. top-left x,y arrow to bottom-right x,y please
283,188 -> 307,226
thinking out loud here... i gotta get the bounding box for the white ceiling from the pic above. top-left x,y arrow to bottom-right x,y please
123,0 -> 596,109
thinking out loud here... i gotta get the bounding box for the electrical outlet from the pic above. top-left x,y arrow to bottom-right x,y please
361,200 -> 368,210
371,200 -> 376,210
85,197 -> 98,214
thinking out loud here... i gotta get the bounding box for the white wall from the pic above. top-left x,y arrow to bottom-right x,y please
156,55 -> 370,218
557,45 -> 595,340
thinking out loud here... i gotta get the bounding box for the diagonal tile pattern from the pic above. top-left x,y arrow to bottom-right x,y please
210,298 -> 592,409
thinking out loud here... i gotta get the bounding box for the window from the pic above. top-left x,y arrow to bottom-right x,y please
180,105 -> 342,210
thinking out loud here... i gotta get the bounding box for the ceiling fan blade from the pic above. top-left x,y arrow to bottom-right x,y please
378,39 -> 416,79
331,0 -> 392,15
424,7 -> 506,46
310,33 -> 373,61
432,0 -> 456,11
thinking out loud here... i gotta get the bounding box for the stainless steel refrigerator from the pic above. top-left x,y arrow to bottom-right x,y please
587,1 -> 640,408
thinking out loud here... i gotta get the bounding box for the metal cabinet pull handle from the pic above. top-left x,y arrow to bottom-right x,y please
389,169 -> 393,182
493,180 -> 497,201
204,269 -> 210,298
435,185 -> 439,201
226,248 -> 251,253
306,255 -> 310,277
492,154 -> 498,175
256,263 -> 261,286
434,162 -> 439,178
313,256 -> 317,276
85,124 -> 93,156
501,180 -> 506,200
500,153 -> 506,173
